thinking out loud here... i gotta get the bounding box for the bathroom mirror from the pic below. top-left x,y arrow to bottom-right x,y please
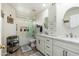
63,7 -> 79,29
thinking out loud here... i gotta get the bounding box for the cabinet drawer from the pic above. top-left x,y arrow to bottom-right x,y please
45,49 -> 52,56
44,38 -> 53,56
45,44 -> 52,51
45,44 -> 52,56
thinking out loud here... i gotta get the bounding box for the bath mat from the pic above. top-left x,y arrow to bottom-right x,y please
21,45 -> 32,52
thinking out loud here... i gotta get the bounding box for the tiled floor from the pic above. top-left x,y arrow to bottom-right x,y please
7,48 -> 43,56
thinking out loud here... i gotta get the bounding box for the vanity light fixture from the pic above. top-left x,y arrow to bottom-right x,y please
63,20 -> 69,23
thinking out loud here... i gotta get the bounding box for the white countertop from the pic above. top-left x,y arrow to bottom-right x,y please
37,34 -> 79,45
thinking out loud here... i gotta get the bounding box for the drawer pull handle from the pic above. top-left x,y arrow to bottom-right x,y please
46,46 -> 49,48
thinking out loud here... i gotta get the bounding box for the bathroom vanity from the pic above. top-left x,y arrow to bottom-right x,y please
36,34 -> 79,56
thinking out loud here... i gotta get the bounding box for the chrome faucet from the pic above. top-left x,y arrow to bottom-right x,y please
69,33 -> 73,38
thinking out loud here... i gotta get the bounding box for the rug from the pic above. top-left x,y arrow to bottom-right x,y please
21,45 -> 32,52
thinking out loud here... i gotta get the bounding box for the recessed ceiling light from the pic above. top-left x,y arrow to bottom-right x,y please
43,4 -> 46,7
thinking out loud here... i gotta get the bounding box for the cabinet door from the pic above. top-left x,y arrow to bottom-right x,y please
36,39 -> 40,51
67,51 -> 79,56
36,37 -> 45,54
53,45 -> 64,56
45,38 -> 52,56
40,39 -> 45,54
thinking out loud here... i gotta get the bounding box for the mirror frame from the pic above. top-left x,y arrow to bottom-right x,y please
63,7 -> 79,28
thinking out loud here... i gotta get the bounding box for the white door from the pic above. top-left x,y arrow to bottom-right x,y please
40,39 -> 45,54
53,45 -> 63,56
1,14 -> 7,56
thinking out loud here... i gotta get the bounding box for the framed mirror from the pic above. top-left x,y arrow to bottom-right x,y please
63,7 -> 79,29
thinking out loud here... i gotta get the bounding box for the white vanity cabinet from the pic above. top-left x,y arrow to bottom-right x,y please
40,39 -> 45,54
66,50 -> 79,56
36,35 -> 79,56
53,45 -> 79,56
53,45 -> 64,56
53,39 -> 79,56
45,38 -> 53,56
36,38 -> 40,51
36,35 -> 53,56
36,36 -> 45,54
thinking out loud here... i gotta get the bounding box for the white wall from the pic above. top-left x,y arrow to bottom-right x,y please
2,3 -> 16,37
1,3 -> 16,55
56,3 -> 79,37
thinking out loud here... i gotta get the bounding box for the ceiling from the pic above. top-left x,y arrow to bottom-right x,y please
10,3 -> 50,19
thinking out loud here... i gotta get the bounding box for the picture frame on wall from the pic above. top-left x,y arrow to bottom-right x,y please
1,10 -> 4,18
7,14 -> 14,24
